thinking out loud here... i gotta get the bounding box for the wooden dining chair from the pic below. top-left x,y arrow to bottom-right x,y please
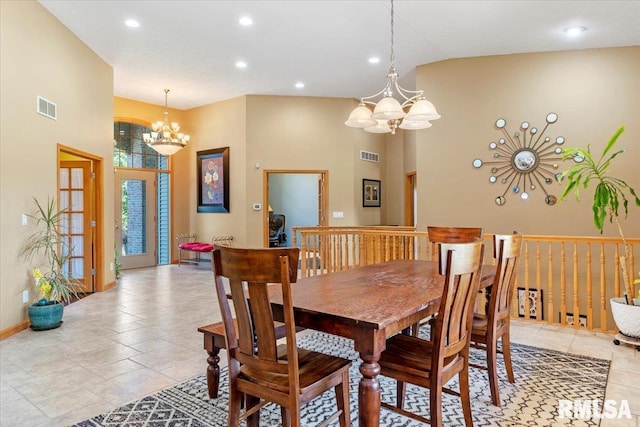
470,233 -> 522,406
212,246 -> 351,427
414,226 -> 484,336
378,241 -> 484,427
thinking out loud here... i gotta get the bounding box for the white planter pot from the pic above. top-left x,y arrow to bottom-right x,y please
610,297 -> 640,338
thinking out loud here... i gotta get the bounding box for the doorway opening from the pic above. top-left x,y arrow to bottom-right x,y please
263,170 -> 328,248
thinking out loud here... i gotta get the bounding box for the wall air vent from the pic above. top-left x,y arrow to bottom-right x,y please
359,150 -> 379,163
37,96 -> 57,120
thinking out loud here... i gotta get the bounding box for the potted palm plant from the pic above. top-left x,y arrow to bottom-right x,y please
21,197 -> 81,330
561,126 -> 640,342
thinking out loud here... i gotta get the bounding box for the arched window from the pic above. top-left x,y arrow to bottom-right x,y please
113,121 -> 169,170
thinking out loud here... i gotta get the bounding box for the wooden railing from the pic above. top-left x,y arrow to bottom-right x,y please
291,226 -> 639,333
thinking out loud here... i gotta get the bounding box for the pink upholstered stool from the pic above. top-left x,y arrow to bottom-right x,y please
178,241 -> 214,266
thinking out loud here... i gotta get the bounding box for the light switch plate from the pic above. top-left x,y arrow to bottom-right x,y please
252,203 -> 262,211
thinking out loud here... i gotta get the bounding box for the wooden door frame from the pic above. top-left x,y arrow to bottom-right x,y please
405,171 -> 417,227
263,170 -> 329,248
57,144 -> 105,292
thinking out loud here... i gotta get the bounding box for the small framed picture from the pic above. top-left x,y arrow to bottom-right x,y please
363,179 -> 381,207
517,288 -> 543,319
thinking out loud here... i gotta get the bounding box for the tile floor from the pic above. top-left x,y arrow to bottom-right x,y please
1,264 -> 638,426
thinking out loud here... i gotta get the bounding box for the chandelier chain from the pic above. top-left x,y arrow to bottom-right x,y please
390,0 -> 395,67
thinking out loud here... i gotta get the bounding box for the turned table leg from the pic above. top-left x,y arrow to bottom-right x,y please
358,352 -> 382,427
206,346 -> 221,398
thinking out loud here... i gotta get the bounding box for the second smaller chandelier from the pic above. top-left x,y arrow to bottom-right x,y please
345,0 -> 440,135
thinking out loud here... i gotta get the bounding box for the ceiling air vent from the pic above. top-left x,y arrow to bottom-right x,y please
360,150 -> 379,163
37,96 -> 57,120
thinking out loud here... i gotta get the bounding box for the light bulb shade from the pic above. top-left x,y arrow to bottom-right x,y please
364,120 -> 392,134
405,99 -> 441,121
345,104 -> 376,128
371,96 -> 406,120
147,142 -> 185,156
399,119 -> 432,130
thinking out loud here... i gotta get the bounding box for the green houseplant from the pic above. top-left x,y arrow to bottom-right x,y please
21,197 -> 81,330
561,125 -> 640,301
561,126 -> 640,339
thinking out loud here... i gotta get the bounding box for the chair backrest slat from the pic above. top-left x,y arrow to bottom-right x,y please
428,226 -> 483,269
427,226 -> 483,243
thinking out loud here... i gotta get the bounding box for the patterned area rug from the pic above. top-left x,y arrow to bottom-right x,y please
73,330 -> 609,426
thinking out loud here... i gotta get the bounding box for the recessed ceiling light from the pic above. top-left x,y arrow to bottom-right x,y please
564,26 -> 586,37
295,82 -> 305,89
235,61 -> 247,69
239,16 -> 253,26
368,57 -> 380,64
125,19 -> 140,28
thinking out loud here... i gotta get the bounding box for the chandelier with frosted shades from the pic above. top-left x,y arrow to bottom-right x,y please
143,89 -> 191,156
345,0 -> 440,135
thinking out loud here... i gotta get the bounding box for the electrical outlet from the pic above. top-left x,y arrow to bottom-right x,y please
22,290 -> 29,304
22,214 -> 28,226
332,211 -> 344,218
110,262 -> 114,271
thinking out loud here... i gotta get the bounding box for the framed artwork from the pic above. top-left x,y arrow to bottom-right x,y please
517,287 -> 543,319
197,147 -> 230,213
362,179 -> 381,207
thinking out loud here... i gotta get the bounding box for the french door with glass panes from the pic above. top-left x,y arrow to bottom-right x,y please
115,169 -> 157,269
59,161 -> 93,292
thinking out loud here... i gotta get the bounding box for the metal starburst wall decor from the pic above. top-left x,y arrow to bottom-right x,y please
472,113 -> 574,206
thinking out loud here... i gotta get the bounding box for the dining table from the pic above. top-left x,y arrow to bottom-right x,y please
268,258 -> 496,427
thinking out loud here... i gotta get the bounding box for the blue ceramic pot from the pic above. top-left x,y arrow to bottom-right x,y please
28,300 -> 64,330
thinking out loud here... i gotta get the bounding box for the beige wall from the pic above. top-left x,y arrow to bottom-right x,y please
413,47 -> 640,238
182,96 -> 248,245
244,95 -> 386,246
1,1 -> 114,331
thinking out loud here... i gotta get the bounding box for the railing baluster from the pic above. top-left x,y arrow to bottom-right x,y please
600,243 -> 607,331
614,245 -> 621,298
524,241 -> 531,320
560,242 -> 567,326
547,241 -> 554,325
573,242 -> 579,329
535,241 -> 542,321
586,243 -> 593,330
